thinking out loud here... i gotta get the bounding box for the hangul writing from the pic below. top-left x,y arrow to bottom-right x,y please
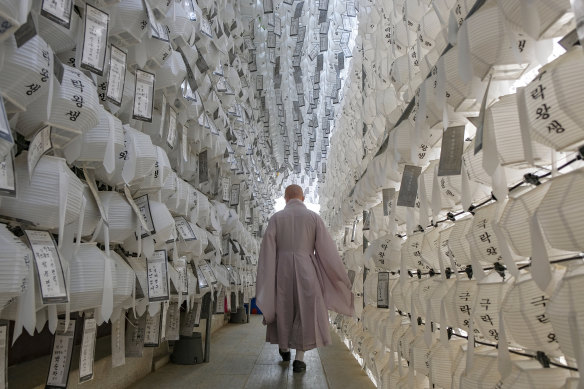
479,298 -> 491,310
531,295 -> 549,307
71,95 -> 83,108
65,110 -> 80,121
530,84 -> 546,100
25,83 -> 41,96
547,120 -> 565,134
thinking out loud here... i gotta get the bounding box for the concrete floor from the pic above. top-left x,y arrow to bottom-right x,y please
128,315 -> 375,389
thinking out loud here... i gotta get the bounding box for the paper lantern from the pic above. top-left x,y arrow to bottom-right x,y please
546,264 -> 584,361
497,359 -> 570,389
0,224 -> 30,310
537,168 -> 584,252
446,216 -> 473,267
0,1 -> 31,39
166,178 -> 191,216
520,46 -> 584,151
485,93 -> 550,168
94,191 -> 138,244
95,125 -> 157,188
392,121 -> 442,165
461,2 -> 542,80
0,154 -> 83,230
122,200 -> 175,253
502,272 -> 563,356
370,234 -> 402,271
472,272 -> 510,342
167,1 -> 197,48
111,251 -> 135,309
412,331 -> 433,376
154,51 -> 187,97
0,35 -> 53,112
63,105 -> 125,170
428,338 -> 467,389
16,65 -> 100,147
68,244 -> 110,313
458,348 -> 503,389
403,232 -> 430,270
497,0 -> 573,40
108,0 -> 149,46
443,278 -> 478,332
465,203 -> 505,265
76,186 -> 101,238
33,2 -> 81,54
132,146 -> 172,196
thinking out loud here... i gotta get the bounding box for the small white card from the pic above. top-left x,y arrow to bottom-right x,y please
106,45 -> 127,106
199,262 -> 217,285
25,230 -> 68,304
146,250 -> 170,302
27,125 -> 52,180
46,320 -> 76,389
165,302 -> 180,341
174,216 -> 197,242
41,0 -> 73,29
79,316 -> 97,383
80,4 -> 109,76
0,96 -> 14,144
135,194 -> 156,239
132,69 -> 155,122
175,256 -> 188,295
125,315 -> 145,358
111,315 -> 125,368
166,105 -> 177,149
230,184 -> 240,206
144,312 -> 161,347
221,177 -> 230,202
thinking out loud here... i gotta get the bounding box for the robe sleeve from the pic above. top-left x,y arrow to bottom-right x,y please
256,216 -> 277,324
314,215 -> 355,316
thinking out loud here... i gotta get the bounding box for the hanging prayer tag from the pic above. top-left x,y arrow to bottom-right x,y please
474,76 -> 492,155
174,216 -> 197,241
46,320 -> 76,389
377,272 -> 389,308
182,125 -> 188,162
0,96 -> 13,145
201,18 -> 213,38
198,262 -> 217,286
146,250 -> 170,302
135,194 -> 156,238
382,188 -> 395,216
230,184 -> 240,206
41,0 -> 73,29
438,126 -> 465,176
27,125 -> 53,180
106,45 -> 127,106
25,230 -> 68,304
125,315 -> 146,358
397,165 -> 422,207
166,105 -> 177,149
222,177 -> 230,202
132,69 -> 155,122
79,315 -> 97,383
198,150 -> 208,183
111,315 -> 125,368
144,0 -> 169,42
195,265 -> 209,289
175,257 -> 188,295
0,152 -> 16,197
80,4 -> 109,76
144,312 -> 161,347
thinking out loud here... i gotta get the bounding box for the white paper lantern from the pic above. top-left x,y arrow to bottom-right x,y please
111,251 -> 135,309
33,2 -> 81,54
446,216 -> 473,267
0,224 -> 30,310
428,338 -> 467,389
108,0 -> 149,46
443,278 -> 478,332
0,154 -> 83,230
472,272 -> 510,342
94,191 -> 138,244
497,0 -> 573,40
497,359 -> 570,389
68,244 -> 109,313
458,348 -> 502,389
465,203 -> 505,265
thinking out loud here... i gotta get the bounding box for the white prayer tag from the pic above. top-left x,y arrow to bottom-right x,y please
41,0 -> 73,29
144,0 -> 169,42
79,317 -> 97,383
196,265 -> 209,289
80,4 -> 109,76
199,262 -> 217,285
382,188 -> 395,216
175,257 -> 188,295
166,302 -> 180,341
198,150 -> 208,183
46,320 -> 76,389
230,184 -> 240,206
132,69 -> 155,122
0,96 -> 13,144
0,322 -> 7,389
377,272 -> 390,308
174,216 -> 197,241
166,106 -> 177,149
135,194 -> 155,238
180,309 -> 196,337
125,315 -> 145,358
111,316 -> 125,368
396,165 -> 422,208
106,45 -> 127,106
182,125 -> 188,162
438,126 -> 465,176
1,152 -> 17,196
147,250 -> 170,302
144,312 -> 161,347
27,125 -> 52,180
221,177 -> 230,202
215,288 -> 225,314
25,230 -> 68,304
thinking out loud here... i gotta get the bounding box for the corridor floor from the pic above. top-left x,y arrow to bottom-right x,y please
129,315 -> 375,389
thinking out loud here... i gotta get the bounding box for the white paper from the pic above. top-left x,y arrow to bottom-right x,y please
106,45 -> 126,106
41,0 -> 73,29
135,194 -> 155,238
132,70 -> 155,122
182,125 -> 188,162
144,312 -> 161,347
221,177 -> 230,202
79,317 -> 96,383
175,256 -> 188,295
27,126 -> 52,180
81,4 -> 109,75
166,106 -> 177,149
174,217 -> 197,241
25,230 -> 68,304
46,320 -> 76,388
125,315 -> 145,358
0,96 -> 13,144
111,315 -> 125,368
147,251 -> 170,302
166,302 -> 180,340
230,184 -> 240,206
0,152 -> 16,196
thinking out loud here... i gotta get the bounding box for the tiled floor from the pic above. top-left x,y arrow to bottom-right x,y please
129,315 -> 375,388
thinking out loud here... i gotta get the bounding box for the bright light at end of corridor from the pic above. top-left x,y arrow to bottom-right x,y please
273,196 -> 320,214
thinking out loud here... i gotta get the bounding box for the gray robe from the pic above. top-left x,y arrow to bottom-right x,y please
256,199 -> 354,351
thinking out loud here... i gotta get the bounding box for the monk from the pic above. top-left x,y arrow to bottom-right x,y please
256,184 -> 354,372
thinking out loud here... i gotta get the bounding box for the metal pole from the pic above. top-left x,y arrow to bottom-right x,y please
246,298 -> 251,323
203,292 -> 213,362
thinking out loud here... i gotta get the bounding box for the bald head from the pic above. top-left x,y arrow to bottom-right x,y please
284,184 -> 304,202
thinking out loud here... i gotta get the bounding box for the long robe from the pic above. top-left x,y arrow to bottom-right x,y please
256,199 -> 354,351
